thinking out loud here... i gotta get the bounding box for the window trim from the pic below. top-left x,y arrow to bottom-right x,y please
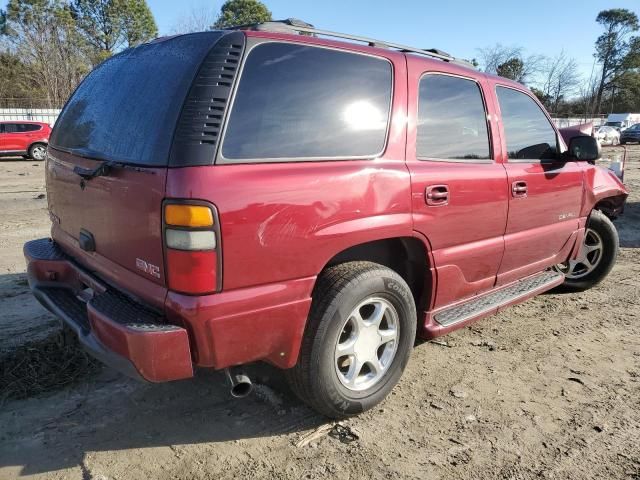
415,71 -> 494,164
495,84 -> 561,164
216,39 -> 395,165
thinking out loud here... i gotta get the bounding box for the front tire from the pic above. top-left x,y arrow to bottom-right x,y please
287,261 -> 416,418
554,210 -> 619,291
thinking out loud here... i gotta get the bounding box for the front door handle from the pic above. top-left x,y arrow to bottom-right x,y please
425,185 -> 449,206
512,181 -> 528,197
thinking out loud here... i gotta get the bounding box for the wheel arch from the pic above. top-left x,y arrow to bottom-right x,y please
319,236 -> 433,312
594,194 -> 628,220
582,166 -> 628,219
28,141 -> 48,151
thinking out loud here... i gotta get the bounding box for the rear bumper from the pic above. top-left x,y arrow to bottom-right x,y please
24,238 -> 193,382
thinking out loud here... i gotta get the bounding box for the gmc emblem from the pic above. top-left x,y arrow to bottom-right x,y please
136,258 -> 160,279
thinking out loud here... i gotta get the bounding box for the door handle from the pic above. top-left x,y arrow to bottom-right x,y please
425,185 -> 449,206
511,181 -> 528,197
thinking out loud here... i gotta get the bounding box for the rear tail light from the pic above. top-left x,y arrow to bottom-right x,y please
163,202 -> 220,294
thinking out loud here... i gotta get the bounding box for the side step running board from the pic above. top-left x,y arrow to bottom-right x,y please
434,271 -> 564,327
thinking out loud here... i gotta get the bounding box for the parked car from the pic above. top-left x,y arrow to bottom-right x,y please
24,20 -> 628,419
594,125 -> 621,145
0,121 -> 51,160
620,123 -> 640,144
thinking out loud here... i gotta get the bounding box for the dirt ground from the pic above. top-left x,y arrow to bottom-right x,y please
0,148 -> 639,480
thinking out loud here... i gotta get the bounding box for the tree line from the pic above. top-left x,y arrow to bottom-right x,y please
0,0 -> 638,117
476,8 -> 639,117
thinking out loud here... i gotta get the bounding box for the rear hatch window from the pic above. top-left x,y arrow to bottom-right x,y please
50,32 -> 225,166
46,32 -> 229,294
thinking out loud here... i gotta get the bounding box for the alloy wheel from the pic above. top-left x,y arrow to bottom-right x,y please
31,146 -> 46,160
555,228 -> 604,279
334,297 -> 399,391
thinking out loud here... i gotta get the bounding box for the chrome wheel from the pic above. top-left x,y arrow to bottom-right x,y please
555,228 -> 604,279
31,145 -> 46,160
334,297 -> 399,392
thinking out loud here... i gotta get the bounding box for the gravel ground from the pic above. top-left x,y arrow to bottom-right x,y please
0,147 -> 638,480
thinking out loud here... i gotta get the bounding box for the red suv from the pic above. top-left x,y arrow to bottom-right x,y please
0,121 -> 51,160
24,21 -> 627,418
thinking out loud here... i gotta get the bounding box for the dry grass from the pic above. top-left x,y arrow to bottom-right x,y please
0,330 -> 101,403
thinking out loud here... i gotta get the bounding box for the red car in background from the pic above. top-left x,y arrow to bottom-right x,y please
0,121 -> 51,160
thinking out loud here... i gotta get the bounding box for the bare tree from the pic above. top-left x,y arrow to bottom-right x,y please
3,0 -> 91,107
538,51 -> 581,114
170,6 -> 216,34
476,43 -> 543,84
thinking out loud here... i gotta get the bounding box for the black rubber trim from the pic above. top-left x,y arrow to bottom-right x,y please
169,31 -> 246,167
90,290 -> 179,331
24,238 -> 68,261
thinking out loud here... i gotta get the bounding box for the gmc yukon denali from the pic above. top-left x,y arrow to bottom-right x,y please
24,20 -> 628,418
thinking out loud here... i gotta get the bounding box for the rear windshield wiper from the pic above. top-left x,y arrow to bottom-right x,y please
72,159 -> 156,180
73,161 -> 115,180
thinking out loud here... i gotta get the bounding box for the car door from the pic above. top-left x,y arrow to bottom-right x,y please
2,123 -> 24,152
406,62 -> 509,308
490,83 -> 584,284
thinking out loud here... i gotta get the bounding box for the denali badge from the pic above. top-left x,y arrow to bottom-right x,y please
136,258 -> 160,278
558,212 -> 576,221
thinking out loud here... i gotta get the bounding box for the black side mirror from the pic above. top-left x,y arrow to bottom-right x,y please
567,135 -> 601,161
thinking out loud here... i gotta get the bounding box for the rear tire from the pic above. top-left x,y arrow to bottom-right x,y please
28,143 -> 47,161
286,261 -> 416,419
554,210 -> 619,292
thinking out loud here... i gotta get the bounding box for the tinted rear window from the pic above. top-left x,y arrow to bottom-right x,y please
50,32 -> 224,166
221,42 -> 392,161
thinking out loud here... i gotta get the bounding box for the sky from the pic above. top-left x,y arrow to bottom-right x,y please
3,0 -> 639,81
147,0 -> 639,81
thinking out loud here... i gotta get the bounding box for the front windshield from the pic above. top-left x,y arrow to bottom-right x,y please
605,122 -> 622,127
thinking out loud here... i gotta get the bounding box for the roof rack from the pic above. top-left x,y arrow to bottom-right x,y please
227,18 -> 475,69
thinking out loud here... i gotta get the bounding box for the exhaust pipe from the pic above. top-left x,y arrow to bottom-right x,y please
224,368 -> 253,398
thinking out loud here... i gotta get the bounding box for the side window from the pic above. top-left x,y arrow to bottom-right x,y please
496,86 -> 558,160
22,124 -> 41,132
0,124 -> 4,133
417,74 -> 491,161
221,42 -> 392,161
4,124 -> 17,133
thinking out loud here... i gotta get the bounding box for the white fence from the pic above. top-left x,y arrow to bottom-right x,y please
551,117 -> 606,129
0,108 -> 61,126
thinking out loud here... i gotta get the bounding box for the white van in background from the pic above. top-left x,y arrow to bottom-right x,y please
605,113 -> 640,131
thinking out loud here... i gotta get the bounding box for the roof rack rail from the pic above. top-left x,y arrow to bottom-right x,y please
227,18 -> 475,68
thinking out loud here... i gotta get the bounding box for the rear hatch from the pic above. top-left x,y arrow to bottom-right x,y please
46,32 -> 228,295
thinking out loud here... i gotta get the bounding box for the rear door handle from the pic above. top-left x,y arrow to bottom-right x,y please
512,181 -> 528,197
425,185 -> 449,206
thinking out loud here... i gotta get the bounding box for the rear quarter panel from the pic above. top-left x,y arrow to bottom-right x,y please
166,46 -> 411,292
